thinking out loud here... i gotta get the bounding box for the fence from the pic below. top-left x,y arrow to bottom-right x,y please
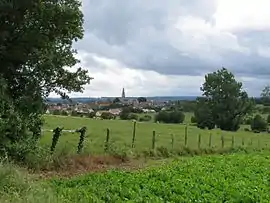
42,122 -> 270,155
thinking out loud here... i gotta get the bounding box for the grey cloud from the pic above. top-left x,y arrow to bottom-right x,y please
77,0 -> 270,79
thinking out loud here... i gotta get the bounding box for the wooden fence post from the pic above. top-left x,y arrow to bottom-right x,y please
198,134 -> 201,149
152,131 -> 156,150
231,135 -> 235,148
104,128 -> 110,152
50,127 -> 63,153
171,134 -> 174,149
131,121 -> 137,148
184,125 -> 188,147
221,135 -> 224,148
77,127 -> 87,154
209,133 -> 212,148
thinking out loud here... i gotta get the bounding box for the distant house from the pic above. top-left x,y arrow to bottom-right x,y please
142,109 -> 156,113
109,108 -> 122,116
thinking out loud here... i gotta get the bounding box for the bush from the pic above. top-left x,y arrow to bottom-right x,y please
61,111 -> 68,116
251,115 -> 268,132
155,111 -> 185,124
190,116 -> 197,123
242,117 -> 253,125
127,113 -> 138,121
101,112 -> 115,120
52,109 -> 61,115
139,115 -> 152,122
87,112 -> 96,118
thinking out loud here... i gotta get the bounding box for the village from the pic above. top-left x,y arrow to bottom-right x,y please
45,88 -> 170,118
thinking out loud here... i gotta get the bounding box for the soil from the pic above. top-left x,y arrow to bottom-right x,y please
37,155 -> 148,179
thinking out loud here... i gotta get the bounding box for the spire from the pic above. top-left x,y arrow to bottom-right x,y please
121,87 -> 125,98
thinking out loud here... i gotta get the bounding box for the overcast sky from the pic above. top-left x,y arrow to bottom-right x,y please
52,0 -> 270,97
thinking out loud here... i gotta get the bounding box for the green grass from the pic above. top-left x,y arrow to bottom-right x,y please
0,162 -> 56,203
41,114 -> 270,155
49,151 -> 270,202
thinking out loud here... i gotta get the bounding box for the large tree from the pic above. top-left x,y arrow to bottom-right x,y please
198,68 -> 254,131
260,85 -> 270,106
0,0 -> 91,157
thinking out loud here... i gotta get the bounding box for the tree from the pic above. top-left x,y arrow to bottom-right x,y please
267,114 -> 270,124
194,97 -> 215,130
251,115 -> 268,132
155,111 -> 185,124
261,85 -> 270,106
0,0 -> 92,159
137,97 -> 147,103
200,68 -> 254,131
101,112 -> 115,120
113,98 -> 121,103
119,107 -> 132,120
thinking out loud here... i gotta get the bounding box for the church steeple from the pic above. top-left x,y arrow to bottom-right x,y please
121,87 -> 125,98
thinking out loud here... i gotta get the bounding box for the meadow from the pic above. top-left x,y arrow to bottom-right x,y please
41,113 -> 270,156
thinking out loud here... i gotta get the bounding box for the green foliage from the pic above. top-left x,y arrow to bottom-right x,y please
260,85 -> 270,106
87,112 -> 96,118
251,115 -> 268,132
139,115 -> 152,122
190,116 -> 197,123
113,98 -> 121,103
76,127 -> 86,154
137,97 -> 147,103
155,111 -> 185,124
200,68 -> 254,131
0,162 -> 55,203
50,127 -> 63,153
128,113 -> 139,121
119,107 -> 132,120
267,114 -> 270,124
50,152 -> 270,202
52,109 -> 61,115
101,112 -> 115,120
194,97 -> 215,130
0,0 -> 91,160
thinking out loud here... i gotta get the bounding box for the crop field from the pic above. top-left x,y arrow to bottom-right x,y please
41,114 -> 270,155
48,151 -> 270,202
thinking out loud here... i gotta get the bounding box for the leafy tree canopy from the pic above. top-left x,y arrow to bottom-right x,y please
199,68 -> 254,131
0,0 -> 91,157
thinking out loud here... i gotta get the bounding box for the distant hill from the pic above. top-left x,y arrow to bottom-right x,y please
46,96 -> 198,103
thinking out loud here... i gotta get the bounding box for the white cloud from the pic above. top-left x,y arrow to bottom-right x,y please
257,46 -> 270,58
214,0 -> 270,32
50,53 -> 204,97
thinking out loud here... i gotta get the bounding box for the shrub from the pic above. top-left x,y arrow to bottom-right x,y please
155,111 -> 185,124
242,117 -> 253,125
139,115 -> 152,122
52,109 -> 61,115
190,116 -> 197,123
101,112 -> 115,120
87,112 -> 96,118
61,111 -> 68,116
127,113 -> 138,121
251,115 -> 268,132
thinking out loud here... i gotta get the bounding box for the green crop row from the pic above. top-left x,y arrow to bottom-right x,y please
51,152 -> 270,202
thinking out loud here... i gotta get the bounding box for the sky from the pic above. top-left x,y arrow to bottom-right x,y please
51,0 -> 270,97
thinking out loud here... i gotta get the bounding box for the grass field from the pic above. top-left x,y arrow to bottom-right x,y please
41,114 -> 270,155
2,151 -> 270,202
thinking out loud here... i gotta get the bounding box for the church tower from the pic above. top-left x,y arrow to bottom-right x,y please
121,87 -> 126,98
